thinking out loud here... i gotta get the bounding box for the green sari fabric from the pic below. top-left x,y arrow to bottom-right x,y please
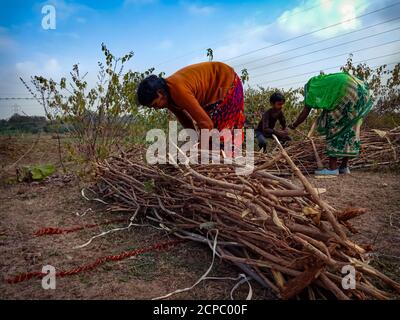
305,73 -> 373,158
304,73 -> 351,111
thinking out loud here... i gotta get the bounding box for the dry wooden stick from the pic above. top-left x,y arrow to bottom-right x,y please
91,145 -> 400,300
272,134 -> 347,239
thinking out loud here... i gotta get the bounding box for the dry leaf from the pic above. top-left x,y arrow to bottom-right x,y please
372,129 -> 387,138
303,206 -> 321,224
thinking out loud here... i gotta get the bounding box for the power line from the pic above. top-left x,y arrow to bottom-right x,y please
250,39 -> 400,79
265,61 -> 399,89
0,105 -> 43,108
253,51 -> 400,87
223,2 -> 400,63
231,16 -> 400,69
0,97 -> 36,100
246,26 -> 400,74
251,39 -> 400,79
0,96 -> 68,101
154,0 -> 342,68
0,93 -> 34,96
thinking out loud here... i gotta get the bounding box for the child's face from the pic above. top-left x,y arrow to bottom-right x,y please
272,101 -> 285,111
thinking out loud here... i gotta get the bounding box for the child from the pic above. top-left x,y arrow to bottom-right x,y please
255,92 -> 291,152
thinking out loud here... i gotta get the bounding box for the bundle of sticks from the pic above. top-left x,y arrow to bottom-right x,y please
257,127 -> 400,174
93,137 -> 400,300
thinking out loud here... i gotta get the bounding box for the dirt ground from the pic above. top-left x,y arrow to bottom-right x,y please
0,134 -> 399,299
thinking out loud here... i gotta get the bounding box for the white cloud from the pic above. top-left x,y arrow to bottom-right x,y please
38,0 -> 95,21
185,0 -> 373,70
215,25 -> 271,61
185,18 -> 274,66
16,61 -> 36,72
177,0 -> 398,90
16,58 -> 62,78
277,0 -> 371,38
187,3 -> 216,16
44,58 -> 62,74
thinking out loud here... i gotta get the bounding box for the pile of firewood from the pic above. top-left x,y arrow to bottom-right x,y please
255,127 -> 400,174
93,138 -> 400,300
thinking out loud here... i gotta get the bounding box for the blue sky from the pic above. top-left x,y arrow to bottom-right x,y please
0,0 -> 399,118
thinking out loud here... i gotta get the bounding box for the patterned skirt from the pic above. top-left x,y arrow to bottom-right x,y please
317,76 -> 373,158
203,74 -> 245,154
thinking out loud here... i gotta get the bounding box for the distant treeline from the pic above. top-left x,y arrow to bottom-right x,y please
0,112 -> 139,135
0,114 -> 70,134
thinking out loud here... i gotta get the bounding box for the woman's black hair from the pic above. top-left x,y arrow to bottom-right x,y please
270,91 -> 286,104
136,75 -> 168,106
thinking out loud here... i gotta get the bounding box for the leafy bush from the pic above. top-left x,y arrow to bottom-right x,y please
21,44 -> 165,165
341,55 -> 400,115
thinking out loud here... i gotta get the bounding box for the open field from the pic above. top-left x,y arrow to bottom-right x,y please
0,134 -> 399,299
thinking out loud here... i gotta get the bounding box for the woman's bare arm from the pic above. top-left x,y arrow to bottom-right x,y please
169,108 -> 196,130
290,106 -> 311,129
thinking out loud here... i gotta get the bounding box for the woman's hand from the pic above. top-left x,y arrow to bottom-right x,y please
288,124 -> 296,130
290,106 -> 311,130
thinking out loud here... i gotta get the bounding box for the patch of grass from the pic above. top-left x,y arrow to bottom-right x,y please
368,254 -> 400,298
159,244 -> 209,273
126,252 -> 158,281
371,255 -> 400,282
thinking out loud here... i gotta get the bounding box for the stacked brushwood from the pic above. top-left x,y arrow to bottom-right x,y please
93,138 -> 400,300
256,127 -> 400,174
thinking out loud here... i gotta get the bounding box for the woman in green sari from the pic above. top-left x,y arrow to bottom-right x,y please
289,72 -> 373,175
